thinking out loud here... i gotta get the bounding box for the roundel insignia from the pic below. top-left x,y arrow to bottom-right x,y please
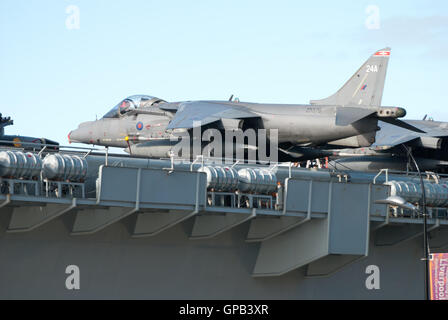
13,137 -> 21,148
136,122 -> 144,131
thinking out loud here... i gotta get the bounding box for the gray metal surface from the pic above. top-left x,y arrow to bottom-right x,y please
1,156 -> 448,299
0,211 -> 435,299
253,182 -> 371,277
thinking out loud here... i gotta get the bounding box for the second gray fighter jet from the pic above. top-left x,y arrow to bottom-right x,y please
329,117 -> 448,172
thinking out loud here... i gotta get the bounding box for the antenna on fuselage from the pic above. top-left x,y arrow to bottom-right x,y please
228,94 -> 240,103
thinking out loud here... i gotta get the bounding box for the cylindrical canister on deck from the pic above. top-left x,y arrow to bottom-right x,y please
386,180 -> 448,208
237,168 -> 277,194
42,154 -> 88,181
0,150 -> 42,179
198,166 -> 239,192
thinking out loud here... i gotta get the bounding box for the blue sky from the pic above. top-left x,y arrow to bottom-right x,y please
1,0 -> 447,147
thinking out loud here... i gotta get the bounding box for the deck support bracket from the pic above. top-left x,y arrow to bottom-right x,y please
190,209 -> 256,240
8,198 -> 77,233
132,209 -> 198,237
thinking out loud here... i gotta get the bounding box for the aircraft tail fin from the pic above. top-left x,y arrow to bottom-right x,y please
310,47 -> 391,107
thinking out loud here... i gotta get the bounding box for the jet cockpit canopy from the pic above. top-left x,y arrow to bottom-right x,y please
102,95 -> 166,118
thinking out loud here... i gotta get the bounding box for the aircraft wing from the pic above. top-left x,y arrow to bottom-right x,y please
374,120 -> 448,149
374,132 -> 420,149
165,101 -> 258,130
404,119 -> 448,137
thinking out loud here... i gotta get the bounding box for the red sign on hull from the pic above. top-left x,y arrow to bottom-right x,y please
430,253 -> 448,300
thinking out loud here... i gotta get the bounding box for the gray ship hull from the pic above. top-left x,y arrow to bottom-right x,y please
1,151 -> 447,300
0,208 -> 432,299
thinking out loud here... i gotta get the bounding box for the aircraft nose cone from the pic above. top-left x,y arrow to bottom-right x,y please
69,121 -> 94,144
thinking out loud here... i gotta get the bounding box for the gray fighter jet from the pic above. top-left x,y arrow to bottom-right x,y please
0,114 -> 59,150
69,48 -> 423,160
328,117 -> 448,172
